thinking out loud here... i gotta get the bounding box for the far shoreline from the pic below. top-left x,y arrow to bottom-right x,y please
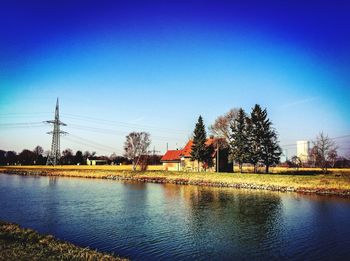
1,166 -> 350,197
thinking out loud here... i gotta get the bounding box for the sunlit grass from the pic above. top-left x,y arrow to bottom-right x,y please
133,171 -> 350,190
0,221 -> 127,260
1,165 -> 350,192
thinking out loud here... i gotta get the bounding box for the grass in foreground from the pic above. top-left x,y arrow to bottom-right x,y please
0,221 -> 127,261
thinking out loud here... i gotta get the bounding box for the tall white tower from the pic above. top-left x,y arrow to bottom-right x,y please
296,140 -> 309,163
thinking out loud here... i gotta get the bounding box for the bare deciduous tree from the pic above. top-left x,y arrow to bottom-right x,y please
291,156 -> 302,170
62,148 -> 74,165
308,146 -> 319,168
33,146 -> 44,165
124,132 -> 151,171
327,148 -> 338,168
209,108 -> 239,146
33,146 -> 44,156
83,151 -> 91,161
310,132 -> 337,173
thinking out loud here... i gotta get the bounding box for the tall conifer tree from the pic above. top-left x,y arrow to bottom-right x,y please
247,104 -> 281,173
247,104 -> 265,173
260,114 -> 282,173
191,115 -> 208,172
230,108 -> 249,173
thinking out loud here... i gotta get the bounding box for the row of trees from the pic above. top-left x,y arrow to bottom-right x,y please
1,131 -> 160,169
231,105 -> 281,173
0,146 -> 137,166
0,146 -> 46,166
192,104 -> 281,173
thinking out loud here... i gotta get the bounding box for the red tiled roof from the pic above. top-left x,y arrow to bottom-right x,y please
161,150 -> 183,162
161,138 -> 221,161
181,138 -> 217,157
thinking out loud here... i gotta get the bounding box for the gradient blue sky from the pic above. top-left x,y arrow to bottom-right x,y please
1,0 -> 349,156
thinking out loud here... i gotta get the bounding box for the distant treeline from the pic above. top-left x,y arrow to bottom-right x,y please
282,157 -> 350,169
0,146 -> 162,166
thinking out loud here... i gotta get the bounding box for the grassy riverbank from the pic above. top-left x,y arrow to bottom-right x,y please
0,221 -> 127,261
1,166 -> 350,196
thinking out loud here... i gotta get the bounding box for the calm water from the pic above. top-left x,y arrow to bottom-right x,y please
1,174 -> 350,260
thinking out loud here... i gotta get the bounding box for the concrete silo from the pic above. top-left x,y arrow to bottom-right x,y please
297,140 -> 310,163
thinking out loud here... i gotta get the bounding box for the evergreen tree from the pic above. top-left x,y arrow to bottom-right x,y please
247,104 -> 282,173
247,104 -> 265,173
191,115 -> 209,172
230,108 -> 249,173
203,144 -> 215,170
260,117 -> 282,173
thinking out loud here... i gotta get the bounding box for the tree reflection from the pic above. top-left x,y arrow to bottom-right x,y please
48,176 -> 58,187
183,186 -> 283,256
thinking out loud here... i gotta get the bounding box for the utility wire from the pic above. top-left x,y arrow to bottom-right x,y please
0,121 -> 184,142
2,118 -> 349,154
66,123 -> 183,141
68,133 -> 122,153
61,113 -> 189,134
62,136 -> 117,155
0,112 -> 51,116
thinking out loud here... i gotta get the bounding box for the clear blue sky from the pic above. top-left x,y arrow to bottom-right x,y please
1,0 -> 349,157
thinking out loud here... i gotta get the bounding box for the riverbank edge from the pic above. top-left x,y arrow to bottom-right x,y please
1,167 -> 350,197
0,221 -> 128,261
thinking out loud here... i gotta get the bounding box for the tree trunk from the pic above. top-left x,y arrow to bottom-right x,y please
265,164 -> 269,174
323,164 -> 328,174
132,158 -> 138,171
198,161 -> 200,172
239,163 -> 243,173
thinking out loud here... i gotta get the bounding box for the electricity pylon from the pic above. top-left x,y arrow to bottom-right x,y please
46,98 -> 67,166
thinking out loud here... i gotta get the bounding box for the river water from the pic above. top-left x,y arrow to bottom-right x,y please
0,174 -> 350,260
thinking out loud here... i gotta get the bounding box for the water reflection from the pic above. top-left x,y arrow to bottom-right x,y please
0,174 -> 350,261
48,176 -> 58,187
178,186 -> 283,259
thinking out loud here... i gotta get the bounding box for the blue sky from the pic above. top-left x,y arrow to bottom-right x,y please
1,0 -> 349,156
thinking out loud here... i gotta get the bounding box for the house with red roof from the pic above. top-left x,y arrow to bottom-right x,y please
161,137 -> 232,172
160,149 -> 184,171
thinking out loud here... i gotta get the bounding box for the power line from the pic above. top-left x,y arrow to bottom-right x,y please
2,116 -> 349,156
0,121 -> 184,142
65,123 -> 184,142
331,134 -> 350,140
68,133 -> 122,153
0,112 -> 51,116
0,122 -> 45,126
0,112 -> 190,136
61,113 -> 189,134
0,122 -> 47,130
62,136 -> 121,155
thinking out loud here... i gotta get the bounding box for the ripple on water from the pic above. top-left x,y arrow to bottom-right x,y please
1,174 -> 350,261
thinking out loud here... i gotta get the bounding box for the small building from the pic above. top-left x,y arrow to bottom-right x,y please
86,158 -> 108,166
161,137 -> 232,172
160,150 -> 183,171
